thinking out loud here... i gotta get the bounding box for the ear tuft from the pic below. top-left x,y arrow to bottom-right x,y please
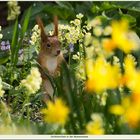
36,16 -> 47,41
53,16 -> 58,36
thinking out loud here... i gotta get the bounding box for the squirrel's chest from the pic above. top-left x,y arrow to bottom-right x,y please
45,57 -> 58,73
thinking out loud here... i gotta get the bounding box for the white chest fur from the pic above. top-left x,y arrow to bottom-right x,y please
46,56 -> 57,73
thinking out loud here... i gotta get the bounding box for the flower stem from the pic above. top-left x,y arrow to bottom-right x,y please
68,50 -> 71,65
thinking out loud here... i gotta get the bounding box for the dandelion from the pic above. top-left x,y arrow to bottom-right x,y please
41,98 -> 70,126
7,1 -> 21,21
86,113 -> 104,134
20,67 -> 42,94
85,56 -> 121,93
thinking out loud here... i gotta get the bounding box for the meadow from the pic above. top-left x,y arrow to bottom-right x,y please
1,1 -> 140,134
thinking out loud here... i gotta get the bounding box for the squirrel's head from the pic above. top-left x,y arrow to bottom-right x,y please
36,16 -> 61,57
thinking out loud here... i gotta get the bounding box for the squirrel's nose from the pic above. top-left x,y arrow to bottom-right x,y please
57,50 -> 60,55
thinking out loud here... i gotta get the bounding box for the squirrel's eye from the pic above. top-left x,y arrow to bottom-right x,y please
47,43 -> 51,48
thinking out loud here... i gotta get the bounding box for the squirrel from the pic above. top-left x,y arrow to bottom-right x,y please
36,16 -> 65,101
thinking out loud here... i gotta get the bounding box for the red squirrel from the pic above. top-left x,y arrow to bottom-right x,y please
36,16 -> 64,100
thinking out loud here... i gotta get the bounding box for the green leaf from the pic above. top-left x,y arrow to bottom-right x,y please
0,51 -> 10,64
21,7 -> 32,39
30,2 -> 46,17
1,25 -> 14,40
2,81 -> 13,90
56,1 -> 74,10
14,6 -> 32,66
112,2 -> 140,12
120,14 -> 136,26
43,5 -> 74,19
11,18 -> 18,64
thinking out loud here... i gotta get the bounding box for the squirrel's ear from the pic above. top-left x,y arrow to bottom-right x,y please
36,16 -> 47,42
53,16 -> 58,36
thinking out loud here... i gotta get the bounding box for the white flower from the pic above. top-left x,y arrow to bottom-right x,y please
84,33 -> 92,46
88,18 -> 101,27
74,19 -> 81,26
86,113 -> 104,134
72,54 -> 79,60
91,113 -> 103,123
103,26 -> 112,36
76,13 -> 83,19
113,56 -> 121,67
21,67 -> 42,94
30,24 -> 41,46
93,26 -> 103,37
0,34 -> 3,40
31,35 -> 37,44
86,46 -> 94,59
32,25 -> 39,31
76,61 -> 86,80
92,38 -> 100,48
7,1 -> 21,21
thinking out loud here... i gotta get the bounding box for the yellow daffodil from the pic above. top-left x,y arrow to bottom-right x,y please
103,19 -> 139,53
102,39 -> 116,52
85,56 -> 121,93
110,93 -> 140,128
109,105 -> 125,115
124,93 -> 140,128
41,98 -> 70,126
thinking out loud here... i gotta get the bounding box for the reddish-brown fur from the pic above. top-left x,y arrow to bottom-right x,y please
36,16 -> 64,100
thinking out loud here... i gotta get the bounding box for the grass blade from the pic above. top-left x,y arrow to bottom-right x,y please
14,6 -> 32,66
11,19 -> 18,64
